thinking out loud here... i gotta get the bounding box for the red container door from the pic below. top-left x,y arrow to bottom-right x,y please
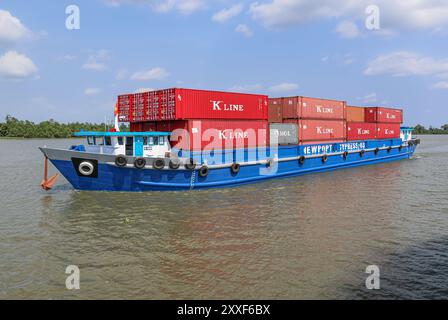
299,120 -> 346,142
376,123 -> 401,139
134,93 -> 148,122
301,97 -> 346,120
347,122 -> 377,141
364,107 -> 377,122
268,104 -> 283,123
282,97 -> 300,119
117,94 -> 134,122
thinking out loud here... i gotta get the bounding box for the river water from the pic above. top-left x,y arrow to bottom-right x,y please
0,135 -> 447,299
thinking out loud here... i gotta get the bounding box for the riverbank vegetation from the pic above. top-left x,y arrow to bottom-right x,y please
413,124 -> 448,135
0,115 -> 447,138
0,115 -> 127,139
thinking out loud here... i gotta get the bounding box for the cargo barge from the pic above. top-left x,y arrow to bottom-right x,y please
39,88 -> 420,192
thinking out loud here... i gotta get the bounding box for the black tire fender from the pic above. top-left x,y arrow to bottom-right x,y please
185,158 -> 197,170
134,157 -> 146,169
230,163 -> 240,174
153,158 -> 165,170
199,166 -> 209,178
169,158 -> 181,170
115,155 -> 127,167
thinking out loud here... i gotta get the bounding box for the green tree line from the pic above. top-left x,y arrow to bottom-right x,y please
413,124 -> 448,134
0,115 -> 127,138
1,115 -> 447,138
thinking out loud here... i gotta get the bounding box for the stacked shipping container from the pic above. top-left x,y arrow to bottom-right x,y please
346,106 -> 403,141
268,96 -> 347,145
120,87 -> 405,150
119,88 -> 269,151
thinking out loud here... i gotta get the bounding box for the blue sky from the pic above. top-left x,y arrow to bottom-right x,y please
0,0 -> 447,126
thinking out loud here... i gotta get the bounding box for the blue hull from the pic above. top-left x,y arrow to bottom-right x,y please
48,139 -> 417,192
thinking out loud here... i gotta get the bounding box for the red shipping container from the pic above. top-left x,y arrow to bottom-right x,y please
117,94 -> 134,122
301,97 -> 346,120
268,104 -> 283,123
118,88 -> 268,122
157,120 -> 269,151
130,122 -> 142,132
365,107 -> 403,123
346,106 -> 365,122
284,119 -> 347,142
269,98 -> 283,106
347,122 -> 377,141
270,96 -> 346,120
130,122 -> 157,132
376,123 -> 401,139
299,119 -> 346,142
282,97 -> 300,119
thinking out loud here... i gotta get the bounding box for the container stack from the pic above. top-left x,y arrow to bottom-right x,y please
346,106 -> 403,141
119,88 -> 405,150
118,88 -> 269,151
268,96 -> 347,145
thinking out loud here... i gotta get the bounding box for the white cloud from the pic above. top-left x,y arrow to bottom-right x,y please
228,84 -> 264,93
432,81 -> 448,89
269,82 -> 299,93
359,93 -> 377,104
131,67 -> 170,80
103,0 -> 206,15
135,88 -> 155,93
115,69 -> 128,80
0,10 -> 30,42
0,51 -> 38,79
84,88 -> 101,96
82,50 -> 110,71
58,54 -> 78,61
235,24 -> 254,37
364,51 -> 448,77
335,20 -> 361,39
249,0 -> 448,33
212,3 -> 243,23
175,0 -> 206,14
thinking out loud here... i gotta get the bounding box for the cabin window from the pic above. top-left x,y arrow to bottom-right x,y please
143,137 -> 148,145
159,136 -> 165,145
96,136 -> 104,145
148,137 -> 159,145
87,136 -> 94,145
105,136 -> 112,146
117,137 -> 124,145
